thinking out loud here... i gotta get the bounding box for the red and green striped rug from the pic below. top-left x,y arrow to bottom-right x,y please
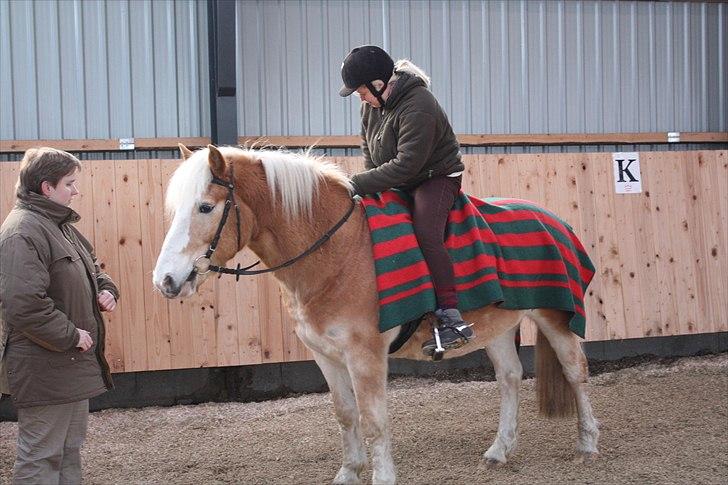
360,191 -> 595,337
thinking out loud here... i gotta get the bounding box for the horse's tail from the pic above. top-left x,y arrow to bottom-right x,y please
535,328 -> 576,418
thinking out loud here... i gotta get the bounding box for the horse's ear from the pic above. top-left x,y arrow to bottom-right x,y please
178,143 -> 194,160
207,145 -> 226,176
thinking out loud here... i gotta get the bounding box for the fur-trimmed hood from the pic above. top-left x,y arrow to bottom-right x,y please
394,59 -> 431,87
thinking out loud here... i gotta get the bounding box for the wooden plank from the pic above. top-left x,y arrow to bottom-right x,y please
664,152 -> 701,335
460,155 -> 483,197
89,161 -> 125,371
695,151 -> 728,332
234,249 -> 264,365
682,152 -> 712,333
458,132 -> 728,146
474,154 -> 502,199
138,159 -> 172,371
114,160 -> 149,371
519,154 -> 547,206
588,153 -> 628,340
624,155 -> 662,339
714,151 -> 728,332
258,273 -> 286,363
648,154 -> 682,336
2,132 -> 725,153
0,162 -> 19,221
611,157 -> 650,340
659,151 -> 700,335
542,154 -> 576,229
212,260 -> 241,368
190,273 -> 218,368
72,161 -> 95,240
239,135 -> 361,149
573,154 -> 607,342
0,137 -> 211,153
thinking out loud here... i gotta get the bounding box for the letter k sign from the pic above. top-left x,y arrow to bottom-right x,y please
616,159 -> 639,182
612,152 -> 642,194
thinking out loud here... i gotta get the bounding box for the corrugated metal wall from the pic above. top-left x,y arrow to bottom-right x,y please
236,0 -> 726,139
1,0 -> 725,149
0,0 -> 209,141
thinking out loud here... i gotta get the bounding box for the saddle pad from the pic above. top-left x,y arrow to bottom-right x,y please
360,191 -> 595,337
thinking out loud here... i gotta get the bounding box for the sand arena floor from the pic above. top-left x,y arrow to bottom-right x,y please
1,353 -> 726,484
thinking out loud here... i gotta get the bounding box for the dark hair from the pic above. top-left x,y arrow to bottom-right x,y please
16,147 -> 82,197
339,45 -> 394,97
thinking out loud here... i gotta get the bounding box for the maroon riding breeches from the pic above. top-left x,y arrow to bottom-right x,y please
408,175 -> 462,310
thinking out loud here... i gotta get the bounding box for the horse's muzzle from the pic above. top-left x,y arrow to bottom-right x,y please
158,274 -> 183,298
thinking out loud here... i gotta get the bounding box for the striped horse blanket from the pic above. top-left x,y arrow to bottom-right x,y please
360,190 -> 595,337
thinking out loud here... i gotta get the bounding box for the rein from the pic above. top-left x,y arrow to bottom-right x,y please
189,167 -> 356,281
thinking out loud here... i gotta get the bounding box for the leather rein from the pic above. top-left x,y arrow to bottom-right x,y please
188,166 -> 356,282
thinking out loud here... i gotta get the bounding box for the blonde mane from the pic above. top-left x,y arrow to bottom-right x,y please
165,146 -> 352,220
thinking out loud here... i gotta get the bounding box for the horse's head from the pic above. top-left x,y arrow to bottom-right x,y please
153,144 -> 259,298
153,143 -> 353,298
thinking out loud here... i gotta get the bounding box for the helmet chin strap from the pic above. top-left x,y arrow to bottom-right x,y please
365,81 -> 387,108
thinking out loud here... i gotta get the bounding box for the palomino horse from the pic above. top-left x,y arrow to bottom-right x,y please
153,145 -> 599,484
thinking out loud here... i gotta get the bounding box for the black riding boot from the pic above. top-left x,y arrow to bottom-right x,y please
421,308 -> 475,358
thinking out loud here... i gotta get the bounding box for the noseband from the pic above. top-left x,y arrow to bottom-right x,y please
188,165 -> 356,282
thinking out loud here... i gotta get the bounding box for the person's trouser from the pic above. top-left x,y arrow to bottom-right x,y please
409,175 -> 462,309
13,399 -> 89,485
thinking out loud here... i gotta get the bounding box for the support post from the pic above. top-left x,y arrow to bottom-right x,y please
207,0 -> 238,146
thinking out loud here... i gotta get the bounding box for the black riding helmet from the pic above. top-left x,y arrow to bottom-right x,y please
339,45 -> 394,107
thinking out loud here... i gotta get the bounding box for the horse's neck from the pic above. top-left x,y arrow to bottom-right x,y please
247,189 -> 369,302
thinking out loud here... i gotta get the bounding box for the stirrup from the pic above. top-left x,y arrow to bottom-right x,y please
432,326 -> 445,361
422,322 -> 474,361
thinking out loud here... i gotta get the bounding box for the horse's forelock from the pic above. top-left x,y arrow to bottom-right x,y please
164,149 -> 213,216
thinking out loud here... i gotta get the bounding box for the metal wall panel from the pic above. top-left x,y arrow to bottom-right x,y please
236,0 -> 726,140
0,0 -> 209,141
1,1 -> 725,148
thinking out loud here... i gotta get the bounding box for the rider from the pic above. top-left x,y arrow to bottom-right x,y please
339,45 -> 474,356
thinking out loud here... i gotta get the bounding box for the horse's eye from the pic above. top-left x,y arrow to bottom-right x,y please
198,203 -> 214,214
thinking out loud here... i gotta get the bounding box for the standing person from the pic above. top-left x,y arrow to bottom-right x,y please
339,45 -> 473,357
0,147 -> 119,485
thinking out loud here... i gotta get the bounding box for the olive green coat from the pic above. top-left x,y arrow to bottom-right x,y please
350,63 -> 464,195
0,191 -> 118,408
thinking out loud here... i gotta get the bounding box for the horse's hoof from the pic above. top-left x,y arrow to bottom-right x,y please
573,451 -> 598,464
484,458 -> 506,469
332,467 -> 363,485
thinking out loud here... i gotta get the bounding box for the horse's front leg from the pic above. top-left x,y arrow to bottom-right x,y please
312,352 -> 368,484
483,325 -> 523,466
347,345 -> 396,484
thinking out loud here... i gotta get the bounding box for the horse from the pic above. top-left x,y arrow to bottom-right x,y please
152,145 -> 600,484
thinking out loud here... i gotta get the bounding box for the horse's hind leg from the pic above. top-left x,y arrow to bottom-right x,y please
531,309 -> 600,462
312,352 -> 368,484
482,324 -> 523,467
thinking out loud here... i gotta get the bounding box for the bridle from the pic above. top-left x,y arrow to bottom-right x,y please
187,165 -> 356,282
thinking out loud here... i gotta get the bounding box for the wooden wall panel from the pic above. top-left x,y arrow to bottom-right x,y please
0,151 -> 725,371
138,159 -> 172,370
89,161 -> 125,372
716,151 -> 728,333
114,160 -> 149,371
233,250 -> 264,365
